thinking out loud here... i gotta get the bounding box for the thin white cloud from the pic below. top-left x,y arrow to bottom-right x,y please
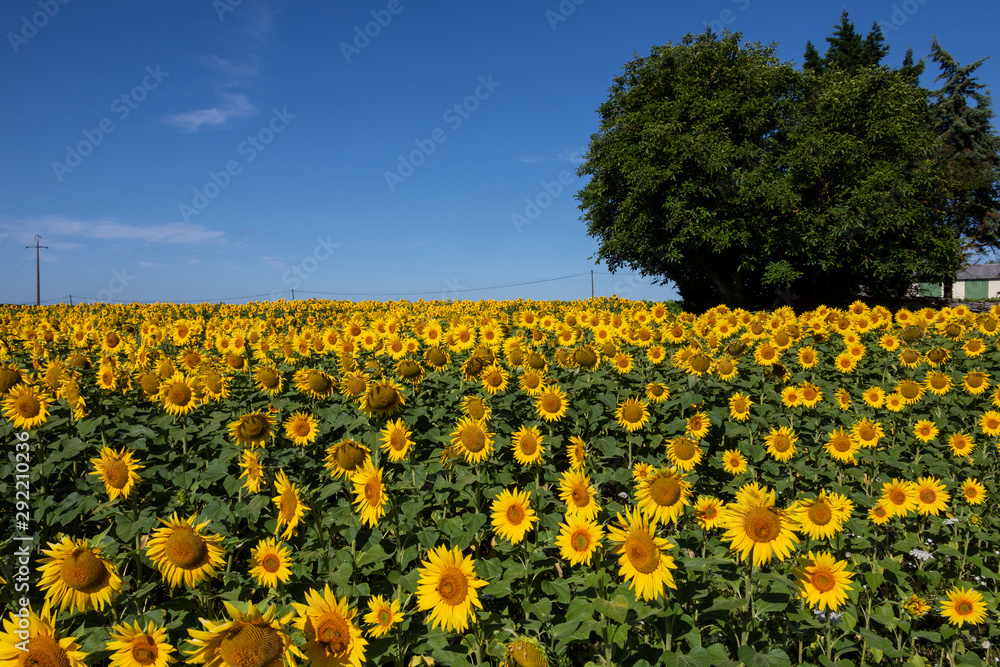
138,261 -> 172,270
0,215 -> 225,245
162,93 -> 256,132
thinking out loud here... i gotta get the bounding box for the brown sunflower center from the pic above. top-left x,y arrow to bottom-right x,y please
701,505 -> 718,521
832,436 -> 852,453
218,622 -> 284,667
899,381 -> 921,399
313,611 -> 352,657
165,383 -> 192,407
0,368 -> 23,393
648,475 -> 682,507
307,372 -> 332,394
367,384 -> 401,410
811,570 -> 836,592
377,609 -> 391,625
279,489 -> 298,520
15,394 -> 40,418
59,548 -> 110,593
743,506 -> 782,543
621,403 -> 643,424
858,425 -> 876,441
927,348 -> 946,363
103,459 -> 130,489
571,529 -> 591,552
130,635 -> 159,666
258,368 -> 280,389
966,374 -> 985,389
344,375 -> 366,396
771,435 -> 792,453
164,528 -> 209,569
261,554 -> 282,573
672,438 -> 696,461
624,531 -> 660,574
573,347 -> 598,368
690,354 -> 711,373
919,489 -> 936,504
807,501 -> 832,526
389,430 -> 407,451
957,601 -> 973,615
204,372 -> 223,394
460,425 -> 487,453
540,393 -> 562,414
437,567 -> 469,606
238,415 -> 271,442
399,361 -> 422,379
364,479 -> 381,505
569,483 -> 590,508
23,633 -> 71,667
889,488 -> 908,506
518,435 -> 538,456
506,504 -> 526,525
336,441 -> 367,472
426,347 -> 448,367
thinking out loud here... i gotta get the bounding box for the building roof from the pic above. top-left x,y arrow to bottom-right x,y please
958,264 -> 1000,281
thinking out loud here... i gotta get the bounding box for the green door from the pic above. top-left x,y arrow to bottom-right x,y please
964,280 -> 990,300
918,283 -> 942,297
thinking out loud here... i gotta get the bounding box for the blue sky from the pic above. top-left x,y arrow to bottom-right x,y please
2,0 -> 998,305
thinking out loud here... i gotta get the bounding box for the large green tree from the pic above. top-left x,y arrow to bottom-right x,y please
577,29 -> 993,311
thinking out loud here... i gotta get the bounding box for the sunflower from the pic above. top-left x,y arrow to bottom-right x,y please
924,371 -> 952,396
851,418 -> 884,449
249,538 -> 293,588
789,491 -> 853,540
611,352 -> 634,374
753,342 -> 780,366
239,450 -> 265,493
558,470 -> 601,521
324,440 -> 372,479
913,476 -> 949,516
254,365 -> 284,396
566,435 -> 587,469
187,601 -> 303,667
963,337 -> 986,357
395,359 -> 424,387
940,587 -> 988,627
721,449 -> 748,475
799,382 -> 822,408
281,411 -> 319,447
719,487 -> 799,566
228,410 -> 275,448
884,392 -> 905,412
796,346 -> 818,368
896,379 -> 925,404
198,368 -> 230,402
556,515 -> 604,566
645,382 -> 670,403
89,446 -> 143,501
693,496 -> 724,529
273,470 -> 310,539
291,585 -> 367,667
835,388 -> 851,411
899,348 -> 922,369
861,386 -> 886,408
145,513 -> 226,589
511,424 -> 545,466
37,537 -> 122,613
764,425 -> 797,462
363,596 -> 403,639
518,369 -> 546,396
665,436 -> 702,472
106,620 -> 177,667
490,488 -> 538,544
461,395 -> 491,421
380,418 -> 413,462
416,545 -> 488,633
868,502 -> 891,525
879,479 -> 917,518
535,384 -> 568,422
791,551 -> 855,611
294,368 -> 337,400
903,595 -> 931,617
339,371 -> 368,399
780,386 -> 802,408
360,379 -> 406,418
961,478 -> 986,505
2,383 -> 50,430
635,467 -> 689,524
614,397 -> 649,433
913,419 -> 939,443
479,364 -> 509,395
980,410 -> 1000,437
962,370 -> 990,395
0,607 -> 87,667
450,417 -> 494,464
158,372 -> 199,416
824,428 -> 860,463
607,507 -> 677,601
728,392 -> 753,422
351,461 -> 387,528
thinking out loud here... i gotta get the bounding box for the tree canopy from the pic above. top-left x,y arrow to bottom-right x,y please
576,19 -> 1000,311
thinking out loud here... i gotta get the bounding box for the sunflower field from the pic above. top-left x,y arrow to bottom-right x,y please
1,299 -> 998,667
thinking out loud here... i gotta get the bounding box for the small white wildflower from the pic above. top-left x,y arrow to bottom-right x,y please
909,547 -> 933,561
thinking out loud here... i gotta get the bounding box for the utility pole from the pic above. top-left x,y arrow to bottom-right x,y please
591,270 -> 594,299
26,235 -> 47,306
